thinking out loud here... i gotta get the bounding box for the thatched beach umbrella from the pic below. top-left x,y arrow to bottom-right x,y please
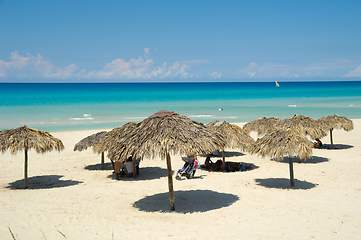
249,128 -> 313,186
206,120 -> 255,166
93,122 -> 138,154
243,117 -> 280,136
0,126 -> 64,188
93,122 -> 138,175
107,110 -> 226,210
277,115 -> 326,140
74,131 -> 107,169
317,115 -> 354,148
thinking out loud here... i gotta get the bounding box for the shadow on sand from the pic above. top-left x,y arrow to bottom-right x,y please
107,166 -> 171,181
272,156 -> 329,164
7,175 -> 82,190
84,162 -> 114,171
255,178 -> 317,190
203,151 -> 246,158
199,163 -> 259,173
320,144 -> 353,150
133,190 -> 239,213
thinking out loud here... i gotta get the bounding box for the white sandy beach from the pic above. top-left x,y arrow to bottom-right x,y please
1,120 -> 361,239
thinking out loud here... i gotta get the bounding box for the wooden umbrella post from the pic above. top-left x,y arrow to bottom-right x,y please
101,152 -> 105,170
24,147 -> 28,189
222,148 -> 226,171
166,152 -> 175,211
132,155 -> 137,178
330,129 -> 334,148
289,158 -> 295,187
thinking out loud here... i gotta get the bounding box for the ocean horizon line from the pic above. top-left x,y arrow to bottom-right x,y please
1,79 -> 361,84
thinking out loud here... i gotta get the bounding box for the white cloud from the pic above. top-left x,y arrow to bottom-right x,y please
248,72 -> 256,77
159,61 -> 190,79
0,49 -> 198,81
344,64 -> 361,77
211,71 -> 222,78
86,57 -> 154,79
237,60 -> 359,79
0,51 -> 78,79
144,48 -> 150,58
85,49 -> 193,80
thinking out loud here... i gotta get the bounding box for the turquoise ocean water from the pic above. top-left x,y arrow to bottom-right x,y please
0,81 -> 360,132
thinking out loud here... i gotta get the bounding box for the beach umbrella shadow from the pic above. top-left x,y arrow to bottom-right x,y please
272,156 -> 329,164
199,163 -> 259,173
203,151 -> 246,158
85,162 -> 114,171
133,190 -> 239,213
107,166 -> 171,181
255,178 -> 317,190
223,151 -> 246,157
321,144 -> 353,150
6,175 -> 82,189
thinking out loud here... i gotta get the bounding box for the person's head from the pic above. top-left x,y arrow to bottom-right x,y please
127,156 -> 132,162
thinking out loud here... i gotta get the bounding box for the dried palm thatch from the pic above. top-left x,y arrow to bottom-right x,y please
107,110 -> 226,210
277,115 -> 326,140
93,122 -> 137,155
74,131 -> 107,151
206,120 -> 254,150
108,112 -> 225,161
242,117 -> 280,136
317,115 -> 354,148
74,131 -> 107,169
206,120 -> 255,166
0,126 -> 64,188
249,128 -> 313,186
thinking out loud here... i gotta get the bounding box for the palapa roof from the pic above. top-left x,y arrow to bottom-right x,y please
206,120 -> 255,151
317,115 -> 354,132
106,110 -> 226,161
242,117 -> 280,136
93,122 -> 138,154
73,131 -> 107,151
0,126 -> 64,154
249,128 -> 313,161
277,115 -> 326,140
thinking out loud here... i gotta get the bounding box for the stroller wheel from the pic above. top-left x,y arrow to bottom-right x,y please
187,170 -> 196,179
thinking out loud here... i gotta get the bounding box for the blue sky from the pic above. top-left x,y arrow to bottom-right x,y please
0,0 -> 360,82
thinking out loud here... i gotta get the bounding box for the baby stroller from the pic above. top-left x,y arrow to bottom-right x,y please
176,155 -> 200,180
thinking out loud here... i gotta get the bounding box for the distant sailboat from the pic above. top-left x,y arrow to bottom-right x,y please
275,81 -> 280,87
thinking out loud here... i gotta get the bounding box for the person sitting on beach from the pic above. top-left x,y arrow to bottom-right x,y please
313,138 -> 323,149
112,156 -> 140,179
120,156 -> 135,177
203,156 -> 222,171
223,161 -> 252,172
